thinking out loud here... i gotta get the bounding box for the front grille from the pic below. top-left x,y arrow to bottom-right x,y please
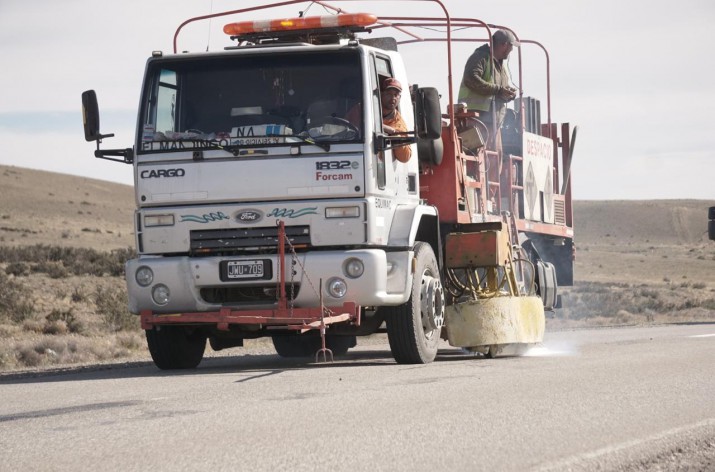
190,225 -> 310,255
200,284 -> 301,304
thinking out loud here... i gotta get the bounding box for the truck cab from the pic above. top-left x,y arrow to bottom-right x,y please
129,42 -> 428,313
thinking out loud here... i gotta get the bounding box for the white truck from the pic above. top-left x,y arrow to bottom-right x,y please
82,1 -> 575,369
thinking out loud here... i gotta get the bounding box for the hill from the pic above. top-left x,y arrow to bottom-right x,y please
574,200 -> 713,284
0,165 -> 713,371
0,166 -> 134,250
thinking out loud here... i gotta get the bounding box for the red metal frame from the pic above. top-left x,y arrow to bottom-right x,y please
141,221 -> 361,330
171,2 -> 559,162
140,305 -> 359,331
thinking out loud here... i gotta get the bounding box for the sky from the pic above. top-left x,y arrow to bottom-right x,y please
1,0 -> 714,200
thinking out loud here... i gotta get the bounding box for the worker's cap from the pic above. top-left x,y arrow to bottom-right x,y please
493,29 -> 520,47
381,77 -> 402,92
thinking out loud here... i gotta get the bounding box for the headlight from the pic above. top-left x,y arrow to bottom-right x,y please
152,284 -> 170,305
325,206 -> 360,218
144,214 -> 175,227
327,278 -> 347,298
343,258 -> 364,278
135,266 -> 153,287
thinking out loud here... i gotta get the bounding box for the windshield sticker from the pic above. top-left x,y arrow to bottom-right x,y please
232,125 -> 290,137
142,125 -> 155,142
141,138 -> 285,152
268,207 -> 318,218
141,124 -> 295,151
180,212 -> 230,223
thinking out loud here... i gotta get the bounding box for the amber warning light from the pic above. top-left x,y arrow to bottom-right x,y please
223,13 -> 378,36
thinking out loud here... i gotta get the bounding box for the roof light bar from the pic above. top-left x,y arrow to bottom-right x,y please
223,13 -> 378,36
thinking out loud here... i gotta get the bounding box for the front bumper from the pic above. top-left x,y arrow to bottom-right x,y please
126,249 -> 412,318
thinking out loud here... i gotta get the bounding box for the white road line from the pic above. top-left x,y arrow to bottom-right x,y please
689,334 -> 715,338
533,418 -> 715,472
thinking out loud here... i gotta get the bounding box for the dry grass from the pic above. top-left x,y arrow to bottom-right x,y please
0,266 -> 144,370
0,165 -> 713,371
548,280 -> 715,329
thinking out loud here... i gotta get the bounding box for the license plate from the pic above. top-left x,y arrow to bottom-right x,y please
222,259 -> 270,281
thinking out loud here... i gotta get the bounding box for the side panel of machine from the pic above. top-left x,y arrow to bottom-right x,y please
522,131 -> 555,223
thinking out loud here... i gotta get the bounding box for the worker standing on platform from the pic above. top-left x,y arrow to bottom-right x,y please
458,29 -> 519,154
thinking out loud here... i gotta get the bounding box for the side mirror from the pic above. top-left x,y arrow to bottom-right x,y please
709,206 -> 715,241
414,87 -> 442,140
417,136 -> 443,166
81,90 -> 103,142
373,133 -> 388,153
81,90 -> 131,164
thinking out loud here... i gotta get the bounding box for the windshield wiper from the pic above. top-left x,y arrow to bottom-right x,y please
145,133 -> 331,155
198,142 -> 243,156
288,134 -> 331,152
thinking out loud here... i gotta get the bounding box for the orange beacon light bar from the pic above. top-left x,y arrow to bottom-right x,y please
223,13 -> 378,36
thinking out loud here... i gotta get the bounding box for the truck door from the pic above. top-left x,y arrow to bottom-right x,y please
370,53 -> 389,193
371,54 -> 416,200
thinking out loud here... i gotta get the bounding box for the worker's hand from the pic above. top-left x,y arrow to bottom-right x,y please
497,86 -> 517,102
383,124 -> 397,135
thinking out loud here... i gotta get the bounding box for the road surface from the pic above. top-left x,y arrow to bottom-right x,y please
1,323 -> 714,471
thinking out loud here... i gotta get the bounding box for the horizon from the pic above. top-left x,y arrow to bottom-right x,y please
2,163 -> 712,203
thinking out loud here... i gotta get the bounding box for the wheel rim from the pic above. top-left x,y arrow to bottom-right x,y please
420,270 -> 445,338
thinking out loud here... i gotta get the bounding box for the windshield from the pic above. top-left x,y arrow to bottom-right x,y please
138,50 -> 363,153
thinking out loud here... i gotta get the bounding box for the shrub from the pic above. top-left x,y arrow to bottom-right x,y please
0,345 -> 14,369
94,285 -> 138,332
71,287 -> 86,303
117,333 -> 143,351
0,244 -> 135,277
46,308 -> 85,334
17,345 -> 43,367
43,320 -> 69,335
22,319 -> 44,333
5,262 -> 30,276
0,271 -> 35,323
37,261 -> 69,279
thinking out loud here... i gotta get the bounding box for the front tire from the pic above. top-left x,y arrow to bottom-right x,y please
385,242 -> 445,364
145,326 -> 206,370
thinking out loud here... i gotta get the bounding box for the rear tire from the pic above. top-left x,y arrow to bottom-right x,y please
145,326 -> 206,370
385,242 -> 444,364
272,334 -> 356,358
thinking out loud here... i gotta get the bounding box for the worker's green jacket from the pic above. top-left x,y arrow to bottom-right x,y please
458,44 -> 511,126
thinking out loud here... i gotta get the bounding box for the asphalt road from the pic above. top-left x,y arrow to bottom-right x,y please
1,324 -> 714,471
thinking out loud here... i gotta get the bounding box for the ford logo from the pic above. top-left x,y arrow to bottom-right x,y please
236,209 -> 263,224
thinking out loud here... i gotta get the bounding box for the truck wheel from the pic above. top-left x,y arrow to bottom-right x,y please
145,326 -> 206,370
272,334 -> 356,358
385,242 -> 445,364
